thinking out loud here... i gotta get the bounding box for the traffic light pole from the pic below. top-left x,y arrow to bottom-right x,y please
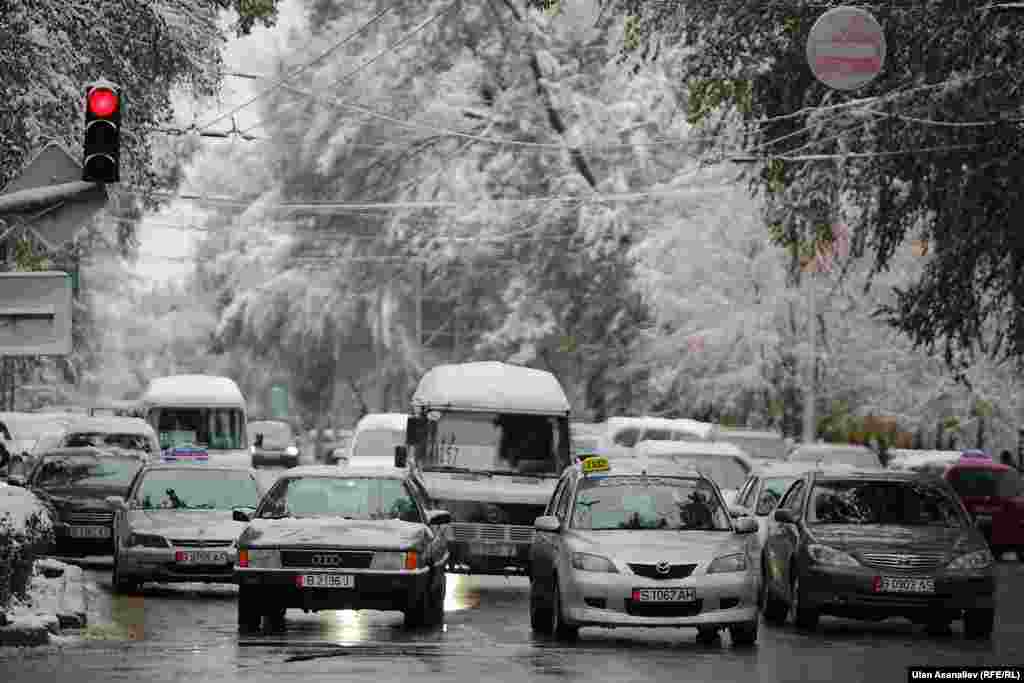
0,181 -> 104,216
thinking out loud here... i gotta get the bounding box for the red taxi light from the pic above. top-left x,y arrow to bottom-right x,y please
175,551 -> 185,562
238,549 -> 249,567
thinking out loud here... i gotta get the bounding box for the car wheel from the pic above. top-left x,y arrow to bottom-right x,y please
529,579 -> 553,635
729,620 -> 758,646
237,585 -> 262,632
787,573 -> 819,631
111,550 -> 140,595
404,569 -> 443,629
963,608 -> 995,640
760,565 -> 787,624
696,626 -> 720,645
549,575 -> 578,642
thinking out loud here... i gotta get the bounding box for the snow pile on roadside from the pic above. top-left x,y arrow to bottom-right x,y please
0,485 -> 52,535
0,486 -> 54,614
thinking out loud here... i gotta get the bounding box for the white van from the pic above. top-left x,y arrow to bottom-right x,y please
138,375 -> 249,467
349,413 -> 408,462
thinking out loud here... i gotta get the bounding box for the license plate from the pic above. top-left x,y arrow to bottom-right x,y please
175,550 -> 229,565
473,543 -> 517,558
298,574 -> 354,589
68,525 -> 110,539
879,577 -> 934,593
632,587 -> 696,602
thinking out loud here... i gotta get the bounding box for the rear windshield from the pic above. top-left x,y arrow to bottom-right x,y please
949,468 -> 1023,498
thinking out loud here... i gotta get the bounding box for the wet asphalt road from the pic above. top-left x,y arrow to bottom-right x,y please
3,467 -> 1024,682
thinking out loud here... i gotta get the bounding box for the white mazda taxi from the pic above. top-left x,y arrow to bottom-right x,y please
529,456 -> 760,644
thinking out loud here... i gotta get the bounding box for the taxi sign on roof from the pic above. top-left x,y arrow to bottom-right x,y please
161,446 -> 209,463
581,456 -> 609,475
960,449 -> 991,460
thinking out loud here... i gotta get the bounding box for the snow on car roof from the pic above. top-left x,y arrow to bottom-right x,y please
65,416 -> 156,434
140,375 -> 245,407
752,461 -> 823,476
635,439 -> 751,461
412,362 -> 570,415
355,413 -> 408,432
284,464 -> 406,479
605,416 -> 716,439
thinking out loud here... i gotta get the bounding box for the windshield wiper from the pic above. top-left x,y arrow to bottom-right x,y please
423,466 -> 486,475
487,470 -> 551,478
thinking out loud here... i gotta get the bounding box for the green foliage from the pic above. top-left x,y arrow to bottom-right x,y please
13,238 -> 50,272
687,79 -> 752,125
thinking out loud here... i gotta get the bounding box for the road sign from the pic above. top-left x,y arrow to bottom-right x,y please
806,6 -> 886,90
0,143 -> 108,251
0,272 -> 72,355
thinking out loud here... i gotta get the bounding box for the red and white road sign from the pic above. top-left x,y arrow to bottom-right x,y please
806,6 -> 886,91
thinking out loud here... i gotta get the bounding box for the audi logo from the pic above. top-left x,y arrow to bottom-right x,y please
311,554 -> 344,566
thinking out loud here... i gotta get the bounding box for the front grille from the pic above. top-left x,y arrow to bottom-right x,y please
65,511 -> 114,524
628,563 -> 697,580
169,539 -> 233,548
448,523 -> 534,545
858,552 -> 947,572
625,599 -> 703,617
280,550 -> 373,569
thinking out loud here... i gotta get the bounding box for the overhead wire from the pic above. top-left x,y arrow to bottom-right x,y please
196,4 -> 396,132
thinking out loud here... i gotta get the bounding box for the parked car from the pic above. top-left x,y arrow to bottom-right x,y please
59,416 -> 160,459
233,464 -> 451,632
633,440 -> 754,505
12,447 -> 147,556
247,419 -> 303,468
714,428 -> 791,462
733,461 -> 826,548
788,443 -> 880,468
0,411 -> 77,474
761,467 -> 996,638
597,417 -> 716,459
108,462 -> 266,592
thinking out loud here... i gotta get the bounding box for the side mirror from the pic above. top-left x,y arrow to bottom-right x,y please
426,509 -> 451,526
733,517 -> 758,534
232,508 -> 253,523
6,475 -> 26,487
729,506 -> 749,519
394,445 -> 408,468
105,495 -> 127,510
534,515 -> 561,533
405,416 -> 427,445
774,509 -> 797,525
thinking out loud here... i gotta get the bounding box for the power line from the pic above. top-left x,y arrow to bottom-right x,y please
240,2 -> 459,136
196,5 -> 396,132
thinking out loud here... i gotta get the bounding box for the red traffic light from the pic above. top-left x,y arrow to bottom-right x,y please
87,88 -> 118,117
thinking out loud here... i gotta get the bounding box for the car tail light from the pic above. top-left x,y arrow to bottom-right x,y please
631,590 -> 641,601
871,576 -> 881,593
175,551 -> 185,562
404,551 -> 418,570
238,549 -> 249,567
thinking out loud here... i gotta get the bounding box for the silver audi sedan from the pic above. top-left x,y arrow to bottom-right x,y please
108,462 -> 265,592
529,456 -> 760,644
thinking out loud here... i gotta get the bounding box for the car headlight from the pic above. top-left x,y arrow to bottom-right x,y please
125,532 -> 169,548
249,445 -> 255,454
947,549 -> 993,571
285,446 -> 299,456
806,544 -> 860,568
706,553 -> 748,573
571,552 -> 618,573
237,547 -> 280,568
370,550 -> 420,570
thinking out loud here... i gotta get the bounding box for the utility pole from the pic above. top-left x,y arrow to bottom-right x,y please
804,270 -> 816,444
415,262 -> 423,347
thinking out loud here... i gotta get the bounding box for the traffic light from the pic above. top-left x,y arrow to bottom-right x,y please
82,80 -> 121,183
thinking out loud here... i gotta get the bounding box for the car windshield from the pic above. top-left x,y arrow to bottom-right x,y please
258,477 -> 421,522
421,411 -> 565,475
755,476 -> 798,515
248,422 -> 293,449
791,448 -> 878,468
134,469 -> 261,510
655,454 -> 750,490
949,467 -> 1023,498
808,480 -> 967,527
33,455 -> 142,489
570,476 -> 732,531
352,428 -> 405,459
154,408 -> 245,450
64,432 -> 152,452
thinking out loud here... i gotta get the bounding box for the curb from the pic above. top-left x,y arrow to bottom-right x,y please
56,564 -> 87,629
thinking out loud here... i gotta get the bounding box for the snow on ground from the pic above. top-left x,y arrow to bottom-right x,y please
0,486 -> 52,534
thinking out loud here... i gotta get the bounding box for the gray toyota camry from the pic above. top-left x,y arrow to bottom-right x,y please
233,464 -> 451,632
